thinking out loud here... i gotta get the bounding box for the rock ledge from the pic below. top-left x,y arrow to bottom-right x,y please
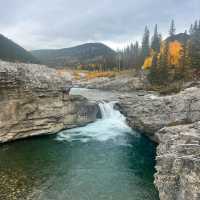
0,61 -> 98,143
119,87 -> 200,200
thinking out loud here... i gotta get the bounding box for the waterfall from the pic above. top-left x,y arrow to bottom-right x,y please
98,101 -> 118,119
56,101 -> 135,143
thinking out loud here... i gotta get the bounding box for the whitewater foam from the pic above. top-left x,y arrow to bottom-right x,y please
56,101 -> 136,143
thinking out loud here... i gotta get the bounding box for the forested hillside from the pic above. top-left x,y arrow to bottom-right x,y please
0,34 -> 39,63
92,19 -> 200,87
31,43 -> 116,69
144,20 -> 200,85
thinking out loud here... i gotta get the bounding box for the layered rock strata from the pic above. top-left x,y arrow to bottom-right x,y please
155,122 -> 200,200
119,87 -> 200,200
0,61 -> 98,143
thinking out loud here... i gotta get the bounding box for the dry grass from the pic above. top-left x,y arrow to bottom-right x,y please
85,71 -> 116,79
72,69 -> 137,80
72,70 -> 117,80
56,68 -> 138,82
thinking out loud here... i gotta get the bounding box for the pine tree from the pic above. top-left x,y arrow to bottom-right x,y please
176,41 -> 186,80
189,24 -> 194,35
178,40 -> 191,81
188,20 -> 200,70
194,20 -> 198,31
169,20 -> 176,36
184,30 -> 188,35
151,24 -> 161,52
158,42 -> 170,84
133,41 -> 140,69
141,26 -> 150,63
148,53 -> 159,84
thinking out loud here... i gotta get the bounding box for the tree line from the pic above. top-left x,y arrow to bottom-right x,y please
118,19 -> 200,85
81,19 -> 200,85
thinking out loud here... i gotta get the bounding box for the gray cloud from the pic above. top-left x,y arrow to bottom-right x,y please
0,0 -> 199,50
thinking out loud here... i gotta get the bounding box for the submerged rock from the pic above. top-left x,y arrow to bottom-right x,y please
0,60 -> 98,143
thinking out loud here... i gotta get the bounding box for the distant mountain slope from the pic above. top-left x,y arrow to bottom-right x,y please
0,34 -> 39,63
31,43 -> 116,68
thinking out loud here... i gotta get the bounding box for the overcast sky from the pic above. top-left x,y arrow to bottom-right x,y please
0,0 -> 199,50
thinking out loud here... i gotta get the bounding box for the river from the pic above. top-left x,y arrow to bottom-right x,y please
0,88 -> 159,200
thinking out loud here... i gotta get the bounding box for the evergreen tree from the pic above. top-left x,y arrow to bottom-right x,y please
184,30 -> 188,35
189,24 -> 194,35
151,24 -> 161,52
118,40 -> 141,71
141,26 -> 150,63
188,20 -> 200,70
194,20 -> 198,31
175,41 -> 186,80
133,41 -> 140,70
169,19 -> 176,36
178,40 -> 191,81
157,42 -> 170,84
148,53 -> 159,84
148,45 -> 170,85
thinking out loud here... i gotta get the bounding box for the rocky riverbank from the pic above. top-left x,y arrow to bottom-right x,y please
0,60 -> 98,143
118,87 -> 200,200
155,122 -> 200,200
74,74 -> 146,92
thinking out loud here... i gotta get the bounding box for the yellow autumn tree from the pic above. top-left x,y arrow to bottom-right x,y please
143,40 -> 183,70
142,49 -> 154,70
168,40 -> 183,66
143,56 -> 153,69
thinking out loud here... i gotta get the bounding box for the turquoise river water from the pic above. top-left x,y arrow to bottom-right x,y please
0,89 -> 159,200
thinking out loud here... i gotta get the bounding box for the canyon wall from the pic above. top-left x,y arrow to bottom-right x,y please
119,87 -> 200,200
0,60 -> 98,143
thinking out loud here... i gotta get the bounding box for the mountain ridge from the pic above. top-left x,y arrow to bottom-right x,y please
0,34 -> 39,64
31,42 -> 116,68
